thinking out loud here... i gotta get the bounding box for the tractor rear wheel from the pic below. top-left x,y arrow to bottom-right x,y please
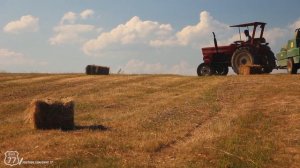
197,63 -> 214,76
287,58 -> 298,74
231,47 -> 254,74
262,48 -> 276,74
213,64 -> 229,76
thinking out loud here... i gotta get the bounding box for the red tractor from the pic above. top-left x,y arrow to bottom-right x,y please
197,22 -> 276,76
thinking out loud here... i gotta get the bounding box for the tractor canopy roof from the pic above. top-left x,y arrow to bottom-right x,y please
230,22 -> 266,28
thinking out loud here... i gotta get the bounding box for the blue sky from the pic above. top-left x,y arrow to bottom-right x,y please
0,0 -> 299,74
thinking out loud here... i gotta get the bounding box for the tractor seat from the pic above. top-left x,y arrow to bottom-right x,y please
254,38 -> 266,43
233,40 -> 244,45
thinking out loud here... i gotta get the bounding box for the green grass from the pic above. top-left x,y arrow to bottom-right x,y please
217,111 -> 276,168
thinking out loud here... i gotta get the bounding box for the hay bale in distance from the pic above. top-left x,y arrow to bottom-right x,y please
95,66 -> 109,75
86,65 -> 109,75
25,98 -> 75,130
85,65 -> 93,75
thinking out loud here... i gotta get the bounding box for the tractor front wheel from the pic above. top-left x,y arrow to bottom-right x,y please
287,58 -> 298,74
213,64 -> 229,76
197,63 -> 214,76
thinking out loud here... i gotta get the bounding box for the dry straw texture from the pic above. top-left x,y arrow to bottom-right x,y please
239,65 -> 250,75
25,98 -> 74,130
2,73 -> 299,167
239,65 -> 263,75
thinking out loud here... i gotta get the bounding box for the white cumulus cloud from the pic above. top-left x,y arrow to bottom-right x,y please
50,10 -> 97,45
3,15 -> 39,34
82,16 -> 173,56
169,61 -> 194,75
289,17 -> 300,30
60,9 -> 95,24
151,11 -> 300,53
60,12 -> 77,24
150,11 -> 232,48
50,24 -> 95,45
261,18 -> 300,52
122,59 -> 166,74
176,11 -> 230,46
80,9 -> 94,19
0,48 -> 46,66
264,28 -> 290,51
121,59 -> 193,75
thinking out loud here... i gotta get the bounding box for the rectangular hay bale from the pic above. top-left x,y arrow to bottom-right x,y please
85,65 -> 96,75
239,65 -> 262,75
25,99 -> 74,130
239,65 -> 250,75
86,65 -> 110,75
95,66 -> 109,75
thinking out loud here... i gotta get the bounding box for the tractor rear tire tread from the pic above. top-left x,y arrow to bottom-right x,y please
231,47 -> 255,74
262,47 -> 276,74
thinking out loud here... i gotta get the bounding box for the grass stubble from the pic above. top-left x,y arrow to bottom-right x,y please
0,73 -> 299,167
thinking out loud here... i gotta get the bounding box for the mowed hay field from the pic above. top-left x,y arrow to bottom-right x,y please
0,73 -> 299,168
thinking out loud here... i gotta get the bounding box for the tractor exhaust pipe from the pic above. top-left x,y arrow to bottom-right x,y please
213,32 -> 219,54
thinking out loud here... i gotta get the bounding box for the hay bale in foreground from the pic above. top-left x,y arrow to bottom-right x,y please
239,65 -> 262,75
86,65 -> 110,75
25,99 -> 74,130
239,65 -> 250,75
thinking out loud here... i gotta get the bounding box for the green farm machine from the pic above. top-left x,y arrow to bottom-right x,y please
276,29 -> 300,74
